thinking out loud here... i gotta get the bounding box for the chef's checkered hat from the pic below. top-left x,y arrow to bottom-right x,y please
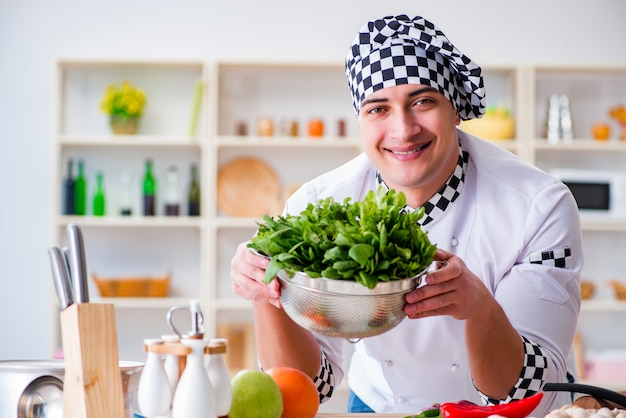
345,14 -> 486,120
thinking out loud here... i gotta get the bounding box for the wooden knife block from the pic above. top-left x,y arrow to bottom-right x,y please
60,303 -> 125,418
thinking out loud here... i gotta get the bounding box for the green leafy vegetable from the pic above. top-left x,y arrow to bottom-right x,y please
248,186 -> 437,289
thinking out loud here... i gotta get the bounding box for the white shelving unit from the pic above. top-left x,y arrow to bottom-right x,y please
50,59 -> 626,387
529,66 -> 626,390
50,59 -> 209,362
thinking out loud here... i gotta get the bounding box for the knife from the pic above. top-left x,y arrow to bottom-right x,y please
67,223 -> 89,303
61,247 -> 74,292
47,246 -> 74,309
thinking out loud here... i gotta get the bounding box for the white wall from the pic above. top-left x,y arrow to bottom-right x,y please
0,0 -> 625,359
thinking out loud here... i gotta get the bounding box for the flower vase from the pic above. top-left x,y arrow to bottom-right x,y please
110,114 -> 139,135
171,338 -> 216,418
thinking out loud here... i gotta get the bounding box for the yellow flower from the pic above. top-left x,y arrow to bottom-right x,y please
100,81 -> 146,117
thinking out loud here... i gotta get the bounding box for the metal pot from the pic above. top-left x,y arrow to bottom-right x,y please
0,359 -> 143,418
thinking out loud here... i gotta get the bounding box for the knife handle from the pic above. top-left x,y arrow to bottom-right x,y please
67,223 -> 90,303
47,246 -> 73,309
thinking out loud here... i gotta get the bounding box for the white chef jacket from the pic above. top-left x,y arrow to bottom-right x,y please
283,131 -> 583,415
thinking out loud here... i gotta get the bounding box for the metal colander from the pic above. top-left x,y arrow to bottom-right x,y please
277,267 -> 431,340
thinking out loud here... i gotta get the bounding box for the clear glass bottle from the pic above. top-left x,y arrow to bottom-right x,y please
119,171 -> 133,216
206,338 -> 232,418
74,159 -> 87,215
92,171 -> 106,216
142,159 -> 156,216
187,163 -> 200,216
164,165 -> 181,216
63,158 -> 75,215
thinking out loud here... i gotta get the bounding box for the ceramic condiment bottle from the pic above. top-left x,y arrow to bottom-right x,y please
161,334 -> 182,396
206,338 -> 232,418
171,338 -> 216,418
137,338 -> 173,417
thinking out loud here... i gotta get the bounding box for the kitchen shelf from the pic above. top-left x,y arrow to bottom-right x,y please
59,135 -> 203,146
580,218 -> 626,232
581,300 -> 626,312
216,136 -> 361,148
49,60 -> 626,381
55,215 -> 204,228
88,296 -> 192,309
534,139 -> 626,152
50,59 -> 209,362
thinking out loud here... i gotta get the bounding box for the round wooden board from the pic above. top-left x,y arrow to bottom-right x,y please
217,157 -> 281,217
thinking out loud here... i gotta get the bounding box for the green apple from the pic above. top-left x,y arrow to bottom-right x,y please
229,369 -> 284,418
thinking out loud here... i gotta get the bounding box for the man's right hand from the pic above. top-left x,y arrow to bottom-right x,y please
230,241 -> 282,308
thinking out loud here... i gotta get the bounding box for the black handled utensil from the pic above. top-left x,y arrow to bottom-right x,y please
543,382 -> 626,409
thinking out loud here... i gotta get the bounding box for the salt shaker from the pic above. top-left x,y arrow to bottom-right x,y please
171,338 -> 216,418
137,338 -> 173,417
206,338 -> 232,418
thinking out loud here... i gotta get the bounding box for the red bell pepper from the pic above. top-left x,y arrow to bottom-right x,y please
440,392 -> 543,418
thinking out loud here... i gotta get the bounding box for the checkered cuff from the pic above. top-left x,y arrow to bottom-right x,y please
478,335 -> 547,405
314,350 -> 335,403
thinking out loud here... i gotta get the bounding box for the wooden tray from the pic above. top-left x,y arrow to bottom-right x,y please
217,156 -> 281,217
92,274 -> 170,297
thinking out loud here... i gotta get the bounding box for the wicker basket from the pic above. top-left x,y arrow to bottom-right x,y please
610,280 -> 626,301
580,281 -> 596,300
92,274 -> 170,297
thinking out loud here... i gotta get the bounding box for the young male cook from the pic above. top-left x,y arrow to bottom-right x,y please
230,14 -> 582,416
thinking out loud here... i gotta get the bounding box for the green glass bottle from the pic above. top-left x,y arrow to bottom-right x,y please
143,159 -> 156,216
74,159 -> 87,216
93,171 -> 106,216
63,158 -> 75,215
188,163 -> 200,216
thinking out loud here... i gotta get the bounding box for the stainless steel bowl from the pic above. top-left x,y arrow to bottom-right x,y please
0,360 -> 143,418
277,265 -> 435,340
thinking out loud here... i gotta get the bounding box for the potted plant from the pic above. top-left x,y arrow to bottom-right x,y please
100,81 -> 146,135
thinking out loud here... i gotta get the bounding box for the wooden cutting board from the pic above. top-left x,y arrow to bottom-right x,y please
217,156 -> 281,217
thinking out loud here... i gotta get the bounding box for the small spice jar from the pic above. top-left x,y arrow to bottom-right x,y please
307,118 -> 324,138
337,118 -> 346,137
281,119 -> 299,137
235,121 -> 248,136
256,117 -> 274,137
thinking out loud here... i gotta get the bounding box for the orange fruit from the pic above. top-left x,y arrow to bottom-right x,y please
592,122 -> 611,141
266,366 -> 319,418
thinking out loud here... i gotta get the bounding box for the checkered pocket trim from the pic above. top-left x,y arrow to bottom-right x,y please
529,247 -> 572,268
314,349 -> 335,403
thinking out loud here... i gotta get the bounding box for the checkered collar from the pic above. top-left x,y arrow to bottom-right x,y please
376,143 -> 469,226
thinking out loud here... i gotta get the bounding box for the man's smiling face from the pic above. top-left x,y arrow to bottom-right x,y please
358,84 -> 461,208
